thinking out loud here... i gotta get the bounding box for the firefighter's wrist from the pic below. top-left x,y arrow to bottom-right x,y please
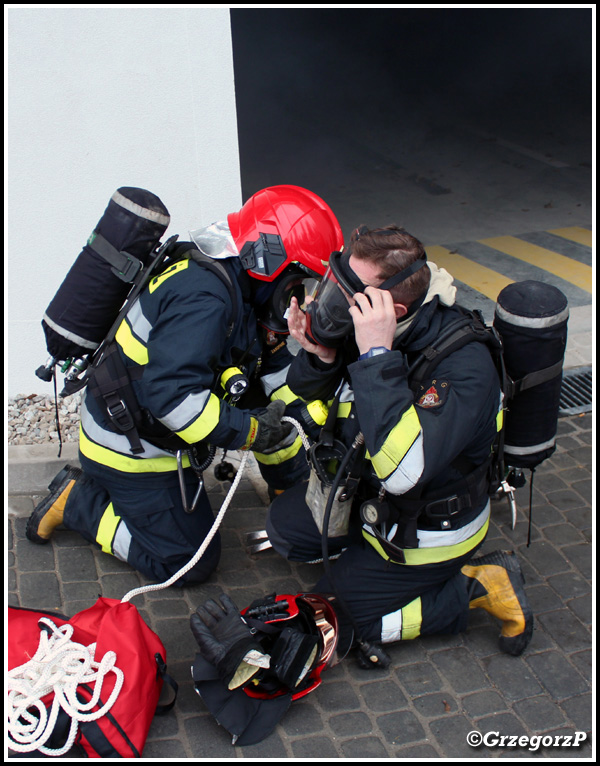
312,352 -> 337,370
358,346 -> 391,361
243,417 -> 259,450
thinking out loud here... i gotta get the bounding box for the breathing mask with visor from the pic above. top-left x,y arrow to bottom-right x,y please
305,241 -> 428,349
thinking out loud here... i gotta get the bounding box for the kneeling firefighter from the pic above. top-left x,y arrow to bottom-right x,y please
266,224 -> 540,661
27,185 -> 344,584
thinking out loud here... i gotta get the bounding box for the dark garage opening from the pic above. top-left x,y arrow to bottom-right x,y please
229,8 -> 592,242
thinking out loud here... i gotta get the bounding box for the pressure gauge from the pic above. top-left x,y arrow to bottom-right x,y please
360,499 -> 389,526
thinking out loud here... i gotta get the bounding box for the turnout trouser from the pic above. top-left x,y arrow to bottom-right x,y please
266,481 -> 485,644
63,452 -> 221,584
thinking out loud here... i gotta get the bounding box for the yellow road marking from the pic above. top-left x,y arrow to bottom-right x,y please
479,236 -> 592,293
427,246 -> 513,301
547,227 -> 593,247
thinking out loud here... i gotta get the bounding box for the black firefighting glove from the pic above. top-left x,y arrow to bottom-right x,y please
246,400 -> 295,454
190,594 -> 270,690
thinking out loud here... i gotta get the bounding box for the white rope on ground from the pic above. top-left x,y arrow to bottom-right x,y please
7,417 -> 309,757
121,416 -> 309,602
121,449 -> 250,602
7,619 -> 124,756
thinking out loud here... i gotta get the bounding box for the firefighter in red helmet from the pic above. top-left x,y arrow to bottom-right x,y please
26,186 -> 343,586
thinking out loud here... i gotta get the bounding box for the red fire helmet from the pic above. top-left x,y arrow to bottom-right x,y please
241,593 -> 341,701
227,185 -> 344,282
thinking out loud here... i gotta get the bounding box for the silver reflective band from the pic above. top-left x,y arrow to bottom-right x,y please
42,312 -> 99,350
260,367 -> 290,396
160,390 -> 212,432
494,304 -> 569,328
80,400 -> 173,458
504,437 -> 556,455
112,189 -> 170,227
125,301 -> 152,344
381,609 -> 403,643
112,521 -> 132,562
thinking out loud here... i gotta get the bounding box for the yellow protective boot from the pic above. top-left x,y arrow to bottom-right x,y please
26,465 -> 82,544
461,550 -> 533,656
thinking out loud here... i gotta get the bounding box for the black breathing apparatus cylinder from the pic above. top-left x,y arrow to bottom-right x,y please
36,188 -> 170,384
493,280 -> 569,472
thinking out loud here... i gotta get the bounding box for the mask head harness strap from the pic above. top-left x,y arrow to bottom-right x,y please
347,225 -> 428,293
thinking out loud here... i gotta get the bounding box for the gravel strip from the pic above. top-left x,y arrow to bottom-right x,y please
7,392 -> 82,446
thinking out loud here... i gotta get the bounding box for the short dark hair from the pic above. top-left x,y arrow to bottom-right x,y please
349,225 -> 430,306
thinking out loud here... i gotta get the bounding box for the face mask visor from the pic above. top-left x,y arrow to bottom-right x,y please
259,266 -> 321,334
305,251 -> 364,348
305,246 -> 429,349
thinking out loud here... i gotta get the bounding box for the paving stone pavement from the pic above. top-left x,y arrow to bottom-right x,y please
7,414 -> 593,760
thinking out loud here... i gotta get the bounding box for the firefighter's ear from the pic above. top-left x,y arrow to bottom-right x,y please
394,302 -> 408,320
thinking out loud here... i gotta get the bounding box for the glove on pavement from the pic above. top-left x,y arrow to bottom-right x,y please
190,594 -> 269,689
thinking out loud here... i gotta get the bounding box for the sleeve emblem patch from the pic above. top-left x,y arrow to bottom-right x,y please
416,379 -> 450,408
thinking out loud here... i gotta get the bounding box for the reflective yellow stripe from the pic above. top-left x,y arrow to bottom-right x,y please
271,385 -> 299,405
175,393 -> 221,443
96,502 -> 121,554
363,516 -> 489,565
369,406 -> 421,479
148,259 -> 189,293
80,427 -> 187,473
254,435 -> 303,465
497,407 -> 504,431
115,320 -> 148,365
401,598 -> 422,640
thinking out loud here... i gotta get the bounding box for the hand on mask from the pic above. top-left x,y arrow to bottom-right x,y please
348,286 -> 397,356
287,296 -> 337,364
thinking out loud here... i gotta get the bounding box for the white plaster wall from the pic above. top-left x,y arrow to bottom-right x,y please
6,6 -> 242,398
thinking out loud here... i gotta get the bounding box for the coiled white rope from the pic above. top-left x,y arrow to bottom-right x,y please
7,619 -> 124,756
8,417 -> 308,756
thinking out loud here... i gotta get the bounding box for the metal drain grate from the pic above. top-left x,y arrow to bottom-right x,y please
559,366 -> 593,416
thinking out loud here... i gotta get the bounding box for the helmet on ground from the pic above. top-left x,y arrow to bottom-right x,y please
191,592 -> 349,746
227,185 -> 344,282
240,593 -> 340,701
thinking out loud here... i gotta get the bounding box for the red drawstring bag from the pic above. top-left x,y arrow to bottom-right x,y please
8,597 -> 176,758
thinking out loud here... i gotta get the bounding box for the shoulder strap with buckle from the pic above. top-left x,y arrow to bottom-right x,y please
408,307 -> 503,394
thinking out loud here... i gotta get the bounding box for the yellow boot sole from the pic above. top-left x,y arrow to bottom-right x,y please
26,465 -> 82,544
463,550 -> 534,656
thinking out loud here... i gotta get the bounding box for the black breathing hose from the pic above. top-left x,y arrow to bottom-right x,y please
319,433 -> 391,668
